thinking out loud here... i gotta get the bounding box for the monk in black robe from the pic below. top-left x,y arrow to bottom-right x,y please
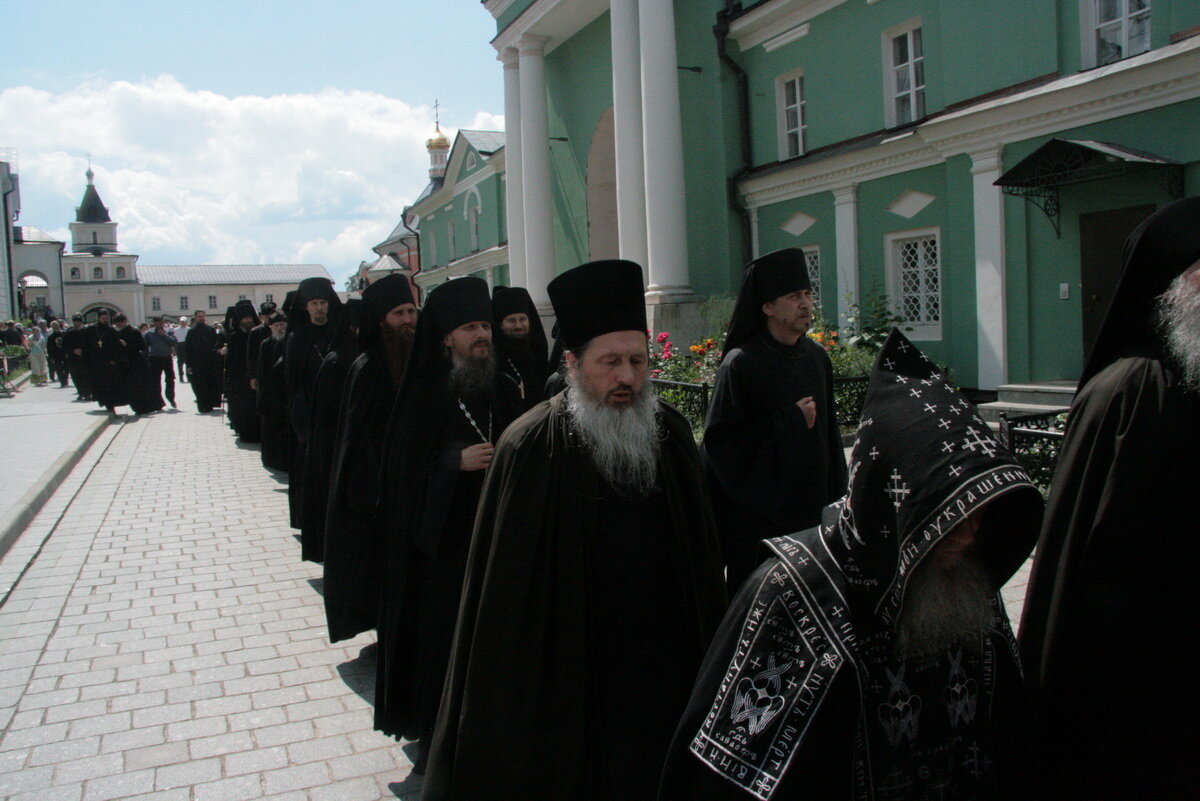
492,285 -> 549,411
186,310 -> 224,413
1018,197 -> 1200,800
298,299 -> 360,563
63,315 -> 93,401
85,310 -> 130,414
224,300 -> 261,442
112,314 -> 161,415
374,277 -> 521,763
284,277 -> 343,548
704,248 -> 847,592
245,300 -> 277,394
423,260 -> 727,801
256,312 -> 291,472
660,330 -> 1043,801
324,274 -> 417,643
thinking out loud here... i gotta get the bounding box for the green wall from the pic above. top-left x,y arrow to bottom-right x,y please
755,193 -> 838,317
1003,98 -> 1200,382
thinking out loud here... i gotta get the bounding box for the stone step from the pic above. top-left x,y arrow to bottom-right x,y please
996,381 -> 1077,407
977,400 -> 1070,424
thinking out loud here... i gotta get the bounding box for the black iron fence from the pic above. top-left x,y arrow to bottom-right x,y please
652,374 -> 872,437
998,409 -> 1068,493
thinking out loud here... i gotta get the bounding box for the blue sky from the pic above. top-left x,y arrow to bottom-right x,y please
0,0 -> 506,286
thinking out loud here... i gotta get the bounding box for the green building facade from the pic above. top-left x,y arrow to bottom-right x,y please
485,0 -> 1200,388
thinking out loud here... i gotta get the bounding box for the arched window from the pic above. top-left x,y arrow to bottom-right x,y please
469,203 -> 480,252
115,266 -> 126,279
70,268 -> 81,280
92,266 -> 104,280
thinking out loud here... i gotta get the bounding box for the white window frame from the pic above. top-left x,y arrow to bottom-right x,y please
115,266 -> 126,279
69,267 -> 81,280
882,18 -> 925,128
801,245 -> 822,309
180,296 -> 189,311
265,294 -> 274,303
151,297 -> 161,311
775,68 -> 807,160
1081,0 -> 1151,68
207,295 -> 218,310
448,220 -> 457,261
92,265 -> 104,280
885,226 -> 942,341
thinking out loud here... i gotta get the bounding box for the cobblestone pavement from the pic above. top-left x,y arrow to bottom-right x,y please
0,390 -> 421,801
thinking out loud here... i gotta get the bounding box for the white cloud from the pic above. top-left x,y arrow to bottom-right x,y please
0,75 -> 505,284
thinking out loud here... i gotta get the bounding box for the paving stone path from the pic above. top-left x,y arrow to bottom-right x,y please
0,392 -> 421,801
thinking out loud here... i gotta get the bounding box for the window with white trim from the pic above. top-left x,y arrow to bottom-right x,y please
93,266 -> 104,280
448,221 -> 457,261
208,295 -> 218,310
802,246 -> 822,309
468,201 -> 480,252
152,297 -> 161,311
265,294 -> 274,303
70,267 -> 81,280
180,296 -> 189,310
776,70 -> 807,159
1084,0 -> 1151,67
884,20 -> 925,127
887,228 -> 941,340
115,266 -> 126,279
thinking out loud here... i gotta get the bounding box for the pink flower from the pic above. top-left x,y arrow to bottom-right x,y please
656,332 -> 670,343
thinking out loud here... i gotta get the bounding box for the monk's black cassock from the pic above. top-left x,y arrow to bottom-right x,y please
244,300 -> 277,390
422,261 -> 727,801
1018,197 -> 1200,800
323,274 -> 414,642
704,248 -> 847,591
187,317 -> 224,413
492,285 -> 549,411
298,299 -> 361,563
284,277 -> 343,547
374,277 -> 521,745
224,300 -> 261,442
256,311 -> 292,472
660,331 -> 1043,801
85,318 -> 129,410
115,323 -> 161,415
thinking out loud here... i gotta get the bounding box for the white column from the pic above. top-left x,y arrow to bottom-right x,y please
970,148 -> 1008,389
610,0 -> 649,276
519,34 -> 555,307
639,0 -> 690,298
833,185 -> 860,330
500,48 -> 527,289
748,206 -> 760,259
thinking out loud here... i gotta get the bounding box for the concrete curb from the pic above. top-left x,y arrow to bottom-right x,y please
0,415 -> 113,561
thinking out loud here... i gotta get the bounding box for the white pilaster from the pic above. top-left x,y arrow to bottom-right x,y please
970,148 -> 1008,389
748,206 -> 760,259
833,185 -> 860,330
519,34 -> 555,307
500,48 -> 527,289
639,0 -> 691,299
611,0 -> 649,276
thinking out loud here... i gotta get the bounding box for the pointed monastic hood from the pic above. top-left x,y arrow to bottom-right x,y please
722,248 -> 812,359
492,285 -> 548,365
823,330 -> 1042,626
360,274 -> 416,350
1080,196 -> 1200,387
289,277 -> 343,327
403,276 -> 491,389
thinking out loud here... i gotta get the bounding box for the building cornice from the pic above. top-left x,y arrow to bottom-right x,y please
414,244 -> 509,287
484,0 -> 518,19
491,0 -> 608,55
728,0 -> 849,52
740,37 -> 1200,208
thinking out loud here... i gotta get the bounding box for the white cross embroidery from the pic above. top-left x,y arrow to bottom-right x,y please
909,388 -> 922,398
962,428 -> 998,457
949,465 -> 964,477
923,403 -> 937,414
884,359 -> 896,370
869,447 -> 881,460
886,469 -> 911,509
897,341 -> 911,353
941,441 -> 955,453
937,418 -> 951,429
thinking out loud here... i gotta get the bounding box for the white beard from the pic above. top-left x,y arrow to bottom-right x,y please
565,371 -> 662,497
894,551 -> 994,659
1159,269 -> 1200,390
